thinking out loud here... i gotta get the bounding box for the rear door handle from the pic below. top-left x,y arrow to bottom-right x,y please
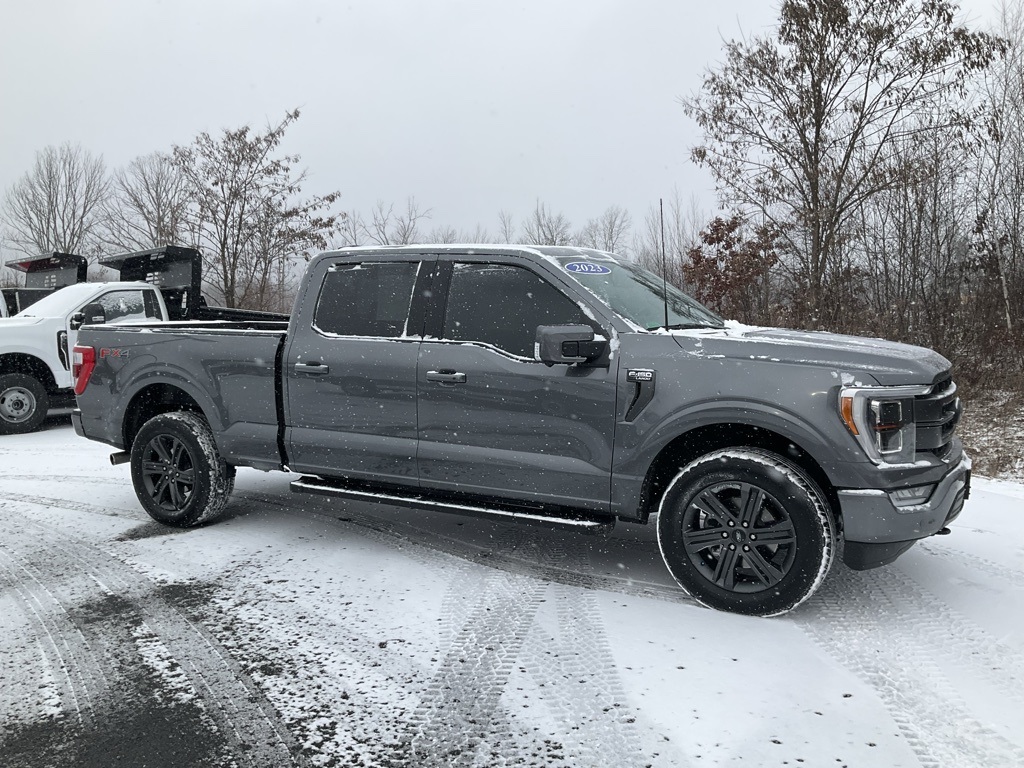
294,361 -> 329,375
426,370 -> 467,384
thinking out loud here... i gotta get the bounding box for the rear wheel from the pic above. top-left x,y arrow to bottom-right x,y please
129,411 -> 233,527
656,448 -> 836,617
0,373 -> 49,435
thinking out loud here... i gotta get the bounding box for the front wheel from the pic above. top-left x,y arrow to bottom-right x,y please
0,373 -> 49,435
129,411 -> 233,527
657,448 -> 837,617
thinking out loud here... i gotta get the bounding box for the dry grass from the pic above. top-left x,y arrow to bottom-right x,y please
957,389 -> 1024,482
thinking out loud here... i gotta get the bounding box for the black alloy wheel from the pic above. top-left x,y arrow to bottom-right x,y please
129,411 -> 234,527
680,480 -> 798,594
141,432 -> 197,513
657,447 -> 836,616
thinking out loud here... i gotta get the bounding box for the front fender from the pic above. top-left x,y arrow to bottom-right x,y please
610,391 -> 860,519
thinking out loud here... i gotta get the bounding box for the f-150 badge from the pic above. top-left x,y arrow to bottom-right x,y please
625,369 -> 656,421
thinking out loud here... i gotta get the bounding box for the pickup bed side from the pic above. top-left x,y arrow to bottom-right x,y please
74,322 -> 288,471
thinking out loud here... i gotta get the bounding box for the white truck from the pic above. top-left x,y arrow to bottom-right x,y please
0,246 -> 284,434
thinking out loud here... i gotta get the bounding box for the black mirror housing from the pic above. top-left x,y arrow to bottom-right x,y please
535,324 -> 607,366
73,303 -> 106,330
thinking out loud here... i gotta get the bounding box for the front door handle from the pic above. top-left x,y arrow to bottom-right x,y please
294,361 -> 330,375
426,370 -> 467,384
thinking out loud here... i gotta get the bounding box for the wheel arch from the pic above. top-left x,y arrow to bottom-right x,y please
635,422 -> 841,529
0,353 -> 59,392
121,382 -> 207,450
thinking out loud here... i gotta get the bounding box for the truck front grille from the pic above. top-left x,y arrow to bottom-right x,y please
914,377 -> 961,458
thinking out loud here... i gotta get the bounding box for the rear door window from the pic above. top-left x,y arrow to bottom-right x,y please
313,261 -> 420,337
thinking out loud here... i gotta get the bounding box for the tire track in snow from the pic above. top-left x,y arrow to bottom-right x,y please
0,492 -> 139,520
515,539 -> 683,768
0,550 -> 106,731
796,566 -> 1024,768
917,539 -> 1024,587
0,506 -> 309,767
198,559 -> 433,767
236,490 -> 693,605
387,525 -> 673,767
397,527 -> 550,767
862,564 -> 1024,707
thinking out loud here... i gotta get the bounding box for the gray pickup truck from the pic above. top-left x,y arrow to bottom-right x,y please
71,245 -> 970,616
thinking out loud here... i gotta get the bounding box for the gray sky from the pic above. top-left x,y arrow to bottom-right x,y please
0,0 -> 1001,244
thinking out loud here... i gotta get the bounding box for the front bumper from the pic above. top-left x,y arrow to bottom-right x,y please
838,453 -> 971,569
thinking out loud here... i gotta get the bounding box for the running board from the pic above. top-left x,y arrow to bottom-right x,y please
290,476 -> 615,534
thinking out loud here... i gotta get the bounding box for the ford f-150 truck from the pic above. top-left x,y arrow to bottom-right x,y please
0,246 -> 284,434
71,245 -> 970,616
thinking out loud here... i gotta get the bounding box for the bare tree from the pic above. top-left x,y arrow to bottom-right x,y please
102,152 -> 188,252
173,109 -> 341,309
427,225 -> 460,243
576,205 -> 632,253
460,223 -> 492,243
683,0 -> 1005,321
970,0 -> 1024,335
497,210 -> 517,242
520,201 -> 572,245
367,197 -> 431,245
333,210 -> 367,247
1,143 -> 109,260
633,191 -> 707,290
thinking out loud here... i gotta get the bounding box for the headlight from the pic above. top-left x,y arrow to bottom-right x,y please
839,385 -> 930,465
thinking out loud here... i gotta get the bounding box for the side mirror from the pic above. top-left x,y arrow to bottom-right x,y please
72,303 -> 106,330
535,324 -> 607,366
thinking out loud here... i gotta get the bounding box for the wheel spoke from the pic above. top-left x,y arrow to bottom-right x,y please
754,520 -> 797,546
152,472 -> 172,504
694,490 -> 736,526
170,441 -> 186,470
151,437 -> 173,463
737,485 -> 764,527
712,546 -> 740,590
683,527 -> 728,554
744,547 -> 785,587
168,478 -> 184,508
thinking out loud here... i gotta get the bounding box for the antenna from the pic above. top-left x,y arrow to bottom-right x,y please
660,198 -> 669,328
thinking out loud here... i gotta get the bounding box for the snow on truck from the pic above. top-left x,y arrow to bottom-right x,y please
0,246 -> 284,435
71,245 -> 970,616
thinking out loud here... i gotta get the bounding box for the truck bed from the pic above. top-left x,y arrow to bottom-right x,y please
75,322 -> 288,470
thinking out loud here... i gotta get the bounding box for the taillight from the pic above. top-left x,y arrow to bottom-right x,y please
73,345 -> 96,395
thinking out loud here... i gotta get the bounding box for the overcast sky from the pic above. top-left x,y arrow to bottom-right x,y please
0,0 -> 1002,245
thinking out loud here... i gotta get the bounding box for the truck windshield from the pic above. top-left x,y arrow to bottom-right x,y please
554,256 -> 724,330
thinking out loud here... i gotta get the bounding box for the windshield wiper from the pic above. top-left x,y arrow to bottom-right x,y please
646,323 -> 721,331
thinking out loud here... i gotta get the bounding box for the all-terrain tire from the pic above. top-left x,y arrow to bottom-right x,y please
656,447 -> 837,617
129,411 -> 233,527
0,373 -> 50,435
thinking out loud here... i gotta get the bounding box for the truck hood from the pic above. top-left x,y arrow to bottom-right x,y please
667,322 -> 951,386
0,316 -> 48,328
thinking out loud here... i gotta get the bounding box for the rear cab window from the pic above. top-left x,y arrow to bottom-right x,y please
312,261 -> 421,338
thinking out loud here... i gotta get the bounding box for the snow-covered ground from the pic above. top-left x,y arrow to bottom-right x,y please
1,420 -> 1022,767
